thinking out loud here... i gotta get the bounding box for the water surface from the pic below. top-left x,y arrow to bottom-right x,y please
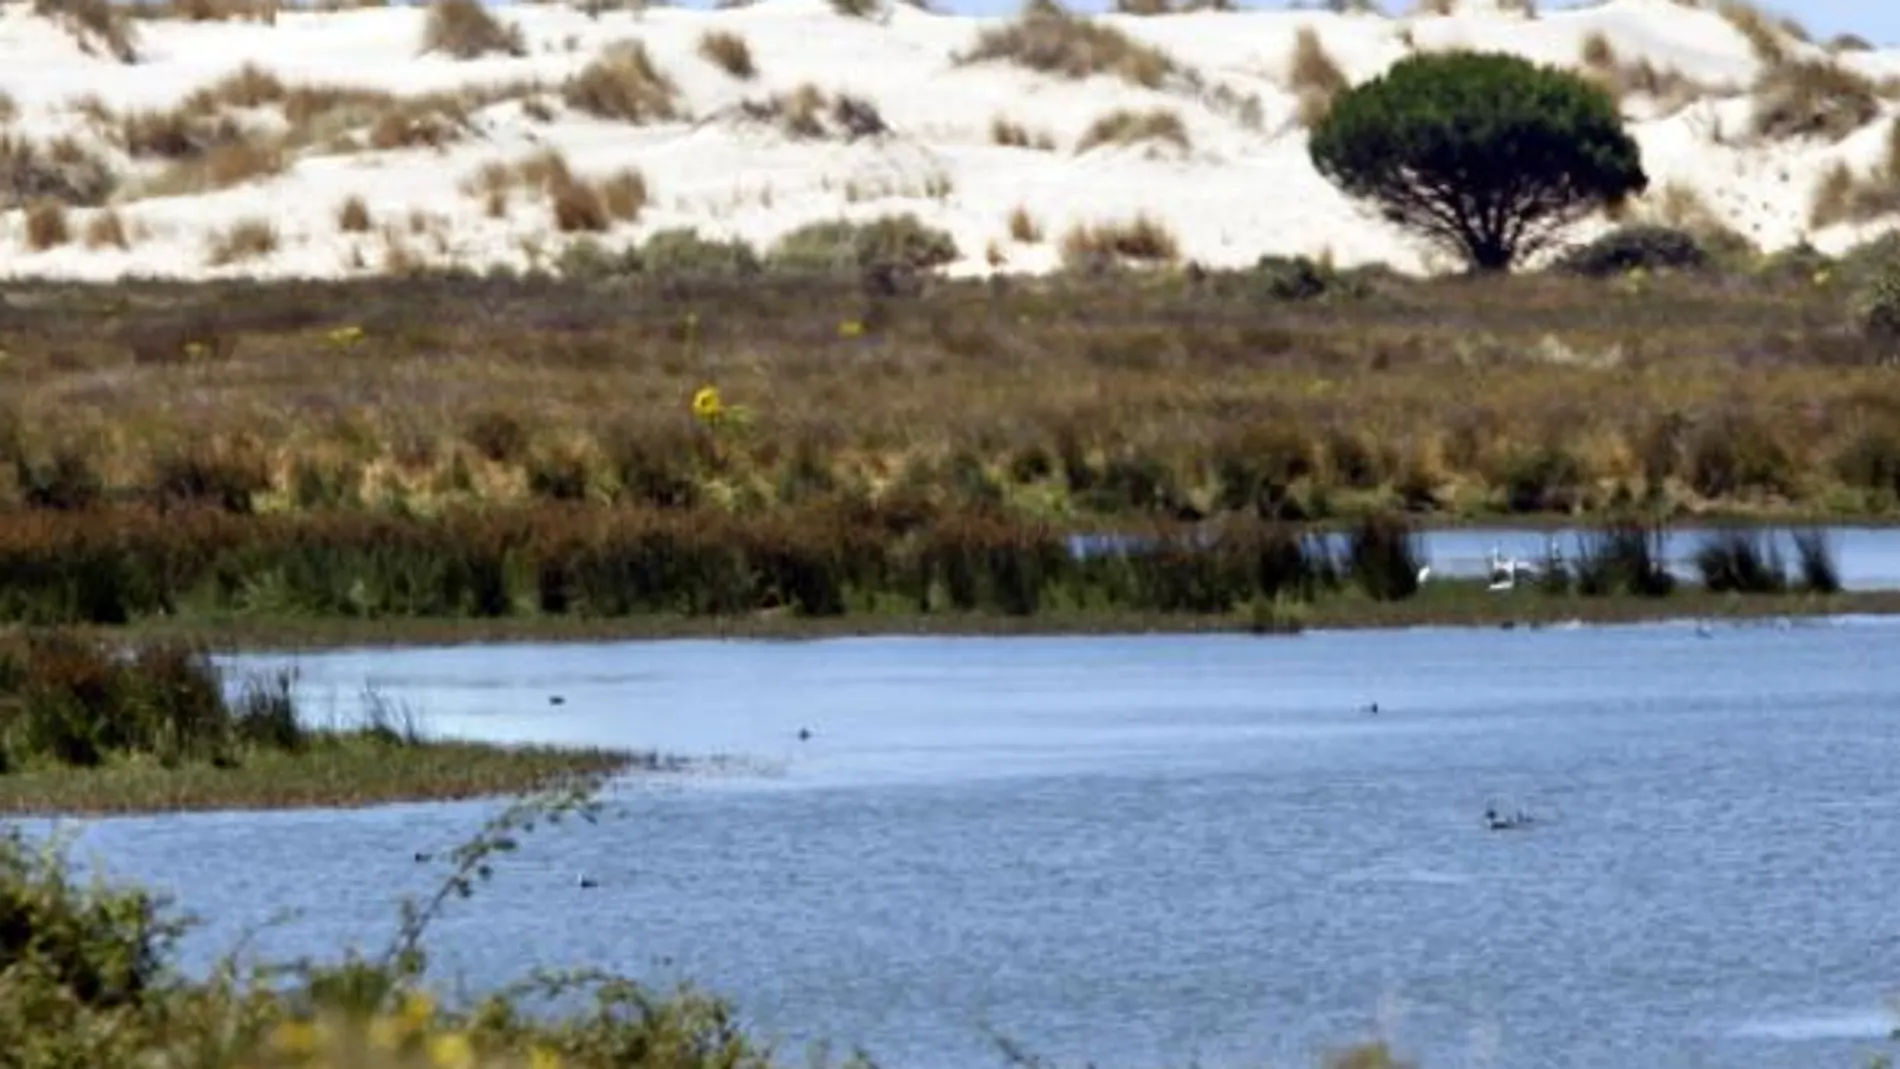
41,621 -> 1900,1069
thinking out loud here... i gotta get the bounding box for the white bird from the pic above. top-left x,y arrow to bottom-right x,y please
1487,546 -> 1538,591
1416,564 -> 1432,586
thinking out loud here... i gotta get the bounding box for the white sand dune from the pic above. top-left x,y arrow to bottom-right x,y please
2,0 -> 1898,281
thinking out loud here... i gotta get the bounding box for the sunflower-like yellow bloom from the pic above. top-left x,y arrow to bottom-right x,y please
691,385 -> 725,423
426,1031 -> 477,1069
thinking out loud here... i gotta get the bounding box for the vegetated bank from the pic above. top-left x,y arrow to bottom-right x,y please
0,630 -> 644,816
7,220 -> 1900,530
0,501 -> 1875,648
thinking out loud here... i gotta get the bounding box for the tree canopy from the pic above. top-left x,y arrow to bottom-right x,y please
1308,50 -> 1648,272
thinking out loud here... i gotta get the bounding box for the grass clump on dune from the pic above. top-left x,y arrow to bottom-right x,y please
1288,26 -> 1348,127
564,41 -> 681,123
697,28 -> 757,79
1059,213 -> 1180,268
0,133 -> 119,209
1750,58 -> 1879,142
1075,107 -> 1189,153
0,630 -> 640,815
420,0 -> 526,59
956,0 -> 1182,89
33,0 -> 139,62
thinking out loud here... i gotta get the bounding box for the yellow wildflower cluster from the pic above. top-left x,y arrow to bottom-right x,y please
691,385 -> 725,424
252,992 -> 562,1069
328,324 -> 366,348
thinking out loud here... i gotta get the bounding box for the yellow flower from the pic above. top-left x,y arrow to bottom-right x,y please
1814,268 -> 1832,286
529,1047 -> 564,1069
367,1015 -> 408,1052
184,341 -> 210,359
691,385 -> 725,422
426,1032 -> 477,1069
400,990 -> 437,1026
268,1018 -> 322,1057
838,319 -> 865,338
328,325 -> 365,347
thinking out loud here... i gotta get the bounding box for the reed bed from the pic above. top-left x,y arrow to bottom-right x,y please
1,264 -> 1899,526
0,506 -> 1868,641
0,630 -> 639,813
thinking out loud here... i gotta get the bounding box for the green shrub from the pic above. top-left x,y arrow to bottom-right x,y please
1553,224 -> 1709,277
1246,254 -> 1331,300
1309,50 -> 1647,271
638,227 -> 763,279
767,214 -> 959,275
1856,259 -> 1900,362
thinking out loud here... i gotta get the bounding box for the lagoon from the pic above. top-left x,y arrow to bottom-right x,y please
35,620 -> 1900,1069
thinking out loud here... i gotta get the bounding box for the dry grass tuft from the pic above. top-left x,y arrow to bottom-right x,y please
1715,0 -> 1788,65
1075,107 -> 1189,153
829,0 -> 883,18
1827,32 -> 1873,54
366,101 -> 469,151
1059,213 -> 1180,268
738,84 -> 888,140
594,168 -> 649,222
990,116 -> 1050,149
34,0 -> 139,63
1808,118 -> 1900,228
0,134 -> 118,208
957,0 -> 1182,90
1007,204 -> 1043,242
1581,52 -> 1706,113
0,91 -> 16,125
1580,30 -> 1615,70
1288,26 -> 1349,127
23,199 -> 71,250
697,29 -> 756,79
564,41 -> 681,123
550,180 -> 608,233
141,0 -> 281,22
83,207 -> 130,249
205,217 -> 279,265
1751,59 -> 1879,142
1110,0 -> 1235,14
146,137 -> 288,196
337,195 -> 372,233
420,0 -> 526,59
1409,0 -> 1455,13
462,149 -> 645,232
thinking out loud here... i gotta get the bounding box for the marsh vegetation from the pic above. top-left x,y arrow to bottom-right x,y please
0,631 -> 638,814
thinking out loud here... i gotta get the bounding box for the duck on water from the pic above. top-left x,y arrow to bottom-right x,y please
1484,805 -> 1536,831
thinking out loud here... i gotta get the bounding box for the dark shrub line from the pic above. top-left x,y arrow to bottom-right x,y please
0,506 -> 1851,632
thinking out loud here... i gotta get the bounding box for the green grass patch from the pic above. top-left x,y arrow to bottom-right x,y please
0,630 -> 648,815
0,735 -> 637,816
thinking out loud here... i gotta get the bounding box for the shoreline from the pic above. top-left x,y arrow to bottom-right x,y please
0,741 -> 648,818
53,589 -> 1900,654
